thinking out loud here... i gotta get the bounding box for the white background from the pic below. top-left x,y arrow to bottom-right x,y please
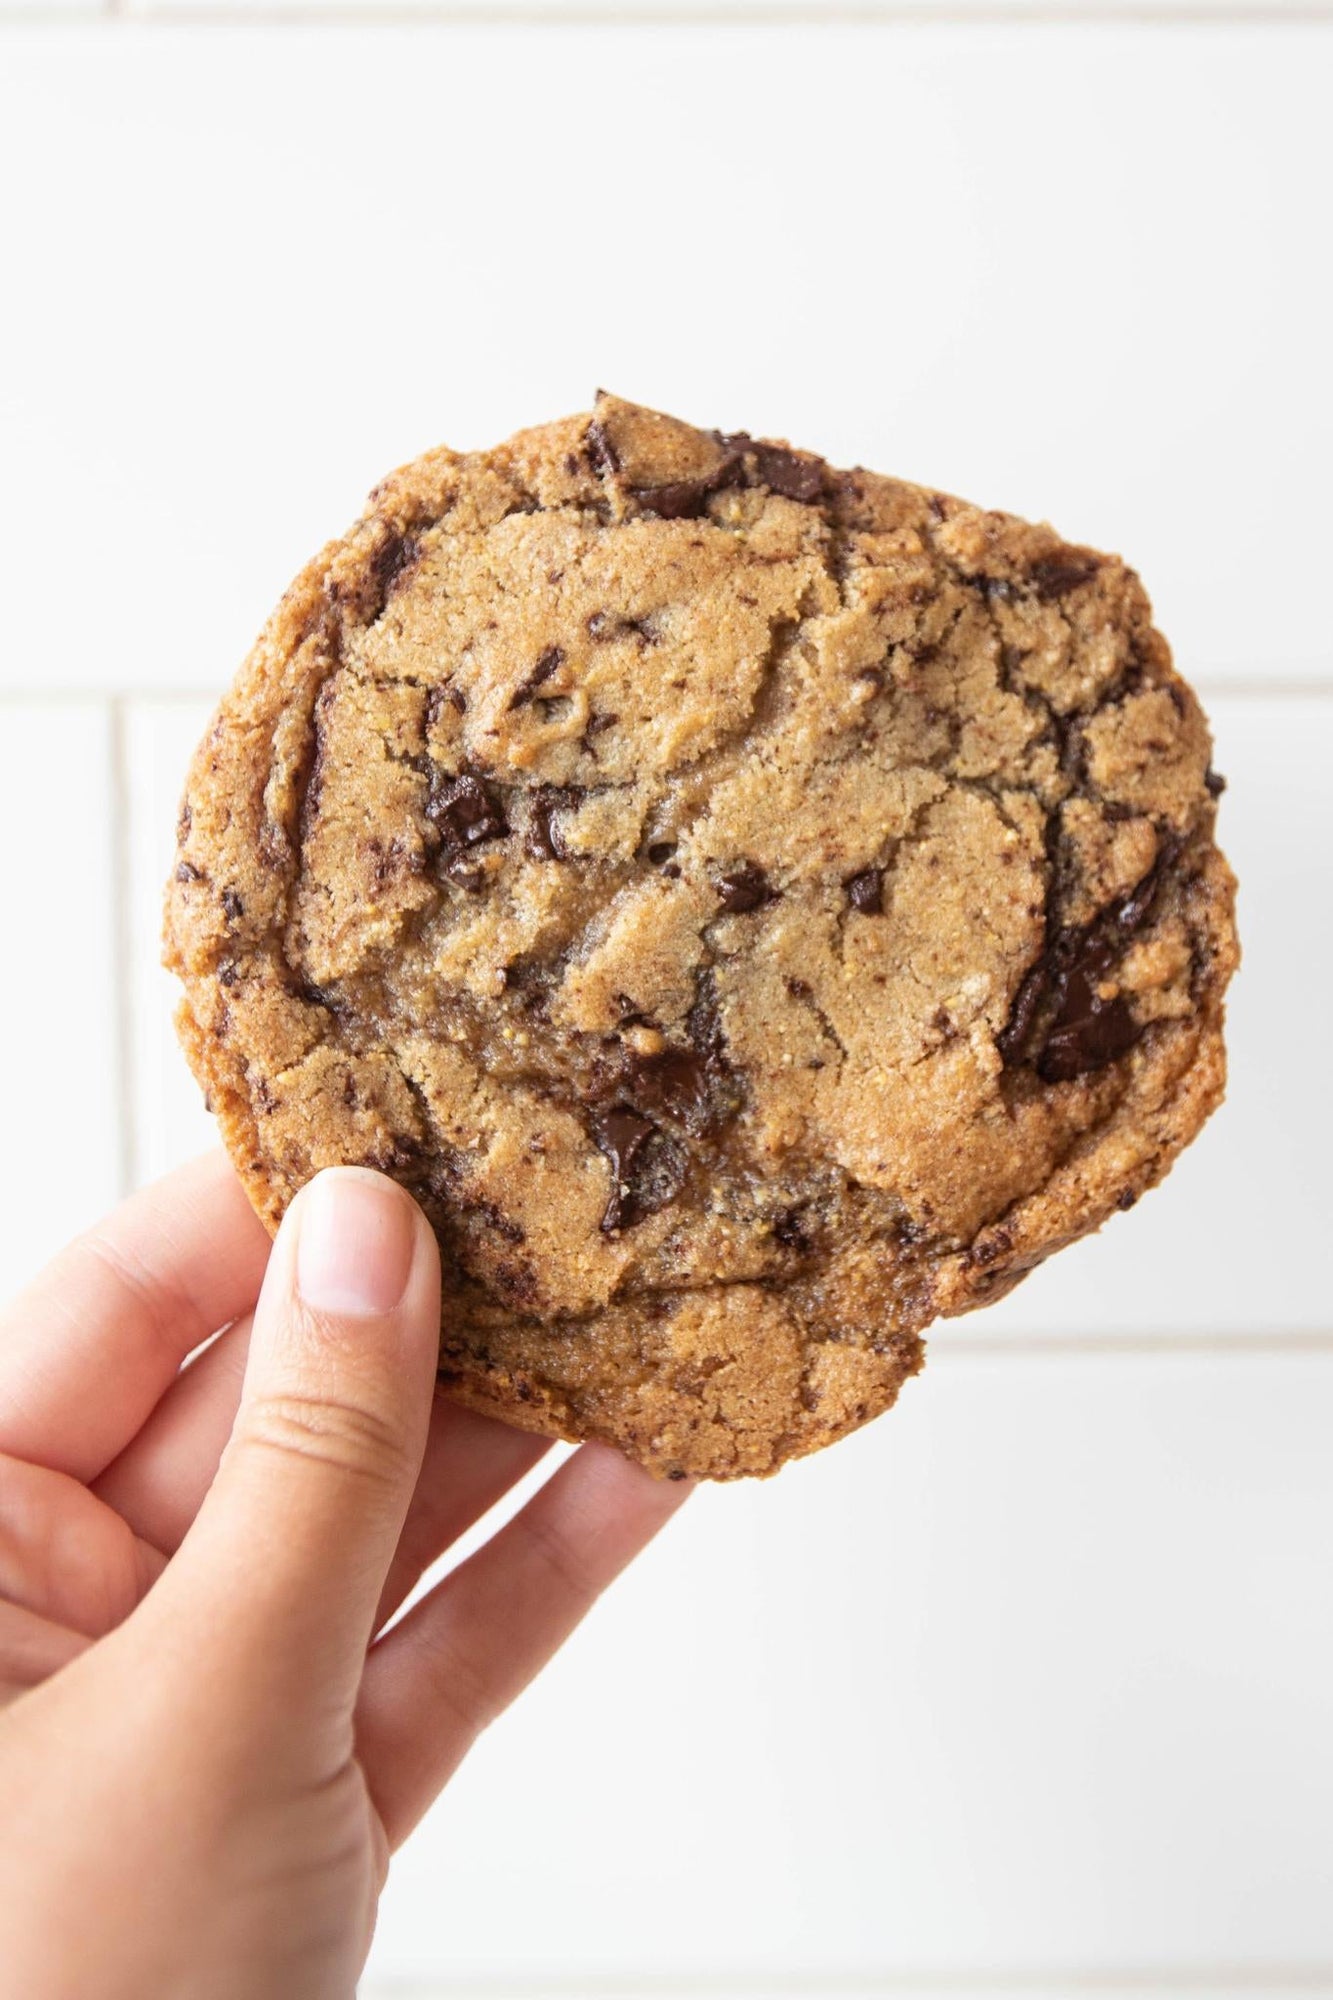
0,5 -> 1330,1998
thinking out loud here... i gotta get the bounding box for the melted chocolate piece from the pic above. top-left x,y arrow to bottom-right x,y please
220,888 -> 244,921
715,862 -> 776,914
592,1105 -> 685,1232
996,960 -> 1047,1066
646,840 -> 677,865
526,785 -> 580,862
1030,551 -> 1100,602
845,868 -> 883,914
1205,767 -> 1227,798
1036,935 -> 1140,1082
175,859 -> 202,883
426,771 -> 508,857
999,840 -> 1177,1081
509,645 -> 565,711
625,1047 -> 711,1126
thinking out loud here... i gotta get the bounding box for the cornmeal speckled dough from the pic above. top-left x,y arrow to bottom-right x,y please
165,395 -> 1238,1479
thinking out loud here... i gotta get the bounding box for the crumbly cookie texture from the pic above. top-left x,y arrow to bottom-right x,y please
165,395 -> 1237,1479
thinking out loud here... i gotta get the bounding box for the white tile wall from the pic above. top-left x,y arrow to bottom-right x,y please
371,1352 -> 1333,1990
0,701 -> 122,1281
0,14 -> 1329,2000
0,25 -> 1330,694
115,0 -> 1333,18
124,698 -> 220,1184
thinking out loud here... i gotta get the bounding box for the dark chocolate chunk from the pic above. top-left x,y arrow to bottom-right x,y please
745,439 -> 826,503
625,1047 -> 711,1126
845,868 -> 883,914
174,859 -> 202,883
333,528 -> 424,624
526,784 -> 580,862
592,1105 -> 660,1232
686,967 -> 727,1064
772,1204 -> 813,1253
585,419 -> 620,479
646,840 -> 677,865
715,862 -> 776,914
509,645 -> 566,711
1037,939 -> 1140,1082
426,771 -> 509,856
442,857 -> 487,893
292,977 -> 338,1012
370,528 -> 423,607
999,841 -> 1174,1081
220,888 -> 244,921
996,960 -> 1047,1066
716,430 -> 827,503
1205,768 -> 1227,798
631,461 -> 742,521
1030,551 -> 1100,602
580,709 -> 619,755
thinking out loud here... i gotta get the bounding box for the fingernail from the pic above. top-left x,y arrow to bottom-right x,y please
296,1169 -> 417,1317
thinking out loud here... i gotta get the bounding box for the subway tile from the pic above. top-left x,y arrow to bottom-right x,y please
367,1350 -> 1333,1986
363,1991 -> 1323,2000
0,702 -> 121,1298
943,694 -> 1332,1339
126,1 -> 1333,17
0,24 -> 1329,692
124,699 -> 220,1183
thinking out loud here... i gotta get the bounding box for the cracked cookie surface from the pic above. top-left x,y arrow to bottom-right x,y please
165,395 -> 1238,1479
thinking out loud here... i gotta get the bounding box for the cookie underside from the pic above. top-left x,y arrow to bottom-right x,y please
165,396 -> 1237,1479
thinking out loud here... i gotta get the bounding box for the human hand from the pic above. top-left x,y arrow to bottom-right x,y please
0,1156 -> 689,1999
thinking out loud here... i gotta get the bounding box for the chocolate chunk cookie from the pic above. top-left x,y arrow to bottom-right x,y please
165,395 -> 1238,1479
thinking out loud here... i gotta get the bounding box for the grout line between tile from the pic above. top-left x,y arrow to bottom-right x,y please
108,696 -> 139,1198
931,1329 -> 1333,1357
359,1966 -> 1333,1996
37,4 -> 1333,24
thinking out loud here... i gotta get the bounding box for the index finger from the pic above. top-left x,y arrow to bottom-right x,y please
0,1152 -> 270,1481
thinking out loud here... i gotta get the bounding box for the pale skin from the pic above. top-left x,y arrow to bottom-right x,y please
0,1156 -> 690,1998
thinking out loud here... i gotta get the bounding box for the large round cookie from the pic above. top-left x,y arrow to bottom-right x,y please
166,395 -> 1237,1479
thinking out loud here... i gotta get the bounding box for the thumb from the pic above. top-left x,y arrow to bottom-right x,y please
164,1167 -> 441,1706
